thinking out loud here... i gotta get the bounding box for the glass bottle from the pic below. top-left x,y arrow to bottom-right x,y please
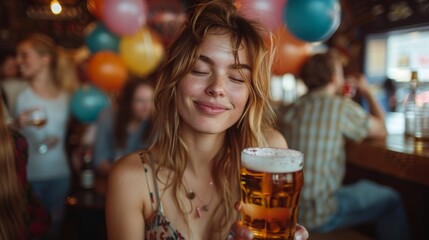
404,70 -> 420,138
80,146 -> 95,190
421,102 -> 429,139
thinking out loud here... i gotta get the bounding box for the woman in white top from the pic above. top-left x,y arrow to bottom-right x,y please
14,33 -> 77,238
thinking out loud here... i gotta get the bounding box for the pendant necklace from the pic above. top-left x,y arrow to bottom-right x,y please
184,179 -> 214,218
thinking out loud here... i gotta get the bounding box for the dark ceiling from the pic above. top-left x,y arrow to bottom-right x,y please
1,0 -> 429,50
0,0 -> 92,49
342,0 -> 429,33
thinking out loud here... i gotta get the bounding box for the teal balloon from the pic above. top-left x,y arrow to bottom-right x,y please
70,85 -> 110,123
85,23 -> 120,53
284,0 -> 341,42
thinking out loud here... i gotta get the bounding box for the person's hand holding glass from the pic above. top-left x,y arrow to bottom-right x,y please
343,75 -> 357,98
239,147 -> 304,240
19,107 -> 58,154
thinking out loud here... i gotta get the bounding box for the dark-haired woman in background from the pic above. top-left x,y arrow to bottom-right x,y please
93,77 -> 155,176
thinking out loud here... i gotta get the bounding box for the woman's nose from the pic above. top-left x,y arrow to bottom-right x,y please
205,74 -> 225,97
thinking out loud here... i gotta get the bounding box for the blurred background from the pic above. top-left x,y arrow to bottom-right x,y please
1,0 -> 428,107
1,0 -> 429,240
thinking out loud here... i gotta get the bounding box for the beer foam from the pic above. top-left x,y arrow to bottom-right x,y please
241,148 -> 303,173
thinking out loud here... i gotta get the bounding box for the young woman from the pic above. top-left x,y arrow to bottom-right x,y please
106,1 -> 308,239
94,77 -> 155,176
14,33 -> 75,238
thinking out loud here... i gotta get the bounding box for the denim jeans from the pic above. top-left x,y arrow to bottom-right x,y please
312,180 -> 410,240
31,177 -> 71,238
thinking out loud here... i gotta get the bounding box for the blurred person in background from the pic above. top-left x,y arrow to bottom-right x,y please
280,51 -> 410,240
13,33 -> 78,239
0,93 -> 26,240
93,76 -> 155,176
0,49 -> 19,79
0,99 -> 50,240
383,77 -> 397,112
0,49 -> 27,117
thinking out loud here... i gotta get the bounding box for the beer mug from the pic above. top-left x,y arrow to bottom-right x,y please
28,108 -> 48,128
240,148 -> 304,240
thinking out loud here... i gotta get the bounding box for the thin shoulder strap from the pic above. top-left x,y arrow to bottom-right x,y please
139,151 -> 164,214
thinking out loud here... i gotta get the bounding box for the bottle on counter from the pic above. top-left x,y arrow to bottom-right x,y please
80,146 -> 95,190
404,70 -> 429,139
421,102 -> 429,138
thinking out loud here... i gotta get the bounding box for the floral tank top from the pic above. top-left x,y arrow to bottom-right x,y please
140,152 -> 185,240
140,152 -> 235,240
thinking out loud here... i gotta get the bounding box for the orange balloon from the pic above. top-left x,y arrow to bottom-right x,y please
270,27 -> 312,76
87,0 -> 104,19
87,52 -> 128,91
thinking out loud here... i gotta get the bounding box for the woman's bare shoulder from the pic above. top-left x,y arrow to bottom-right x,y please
107,152 -> 153,211
110,152 -> 146,177
263,128 -> 288,148
106,151 -> 152,240
107,151 -> 152,197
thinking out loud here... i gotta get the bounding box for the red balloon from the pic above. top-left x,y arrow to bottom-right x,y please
235,0 -> 286,32
87,52 -> 128,92
147,0 -> 186,46
102,0 -> 147,36
270,27 -> 312,76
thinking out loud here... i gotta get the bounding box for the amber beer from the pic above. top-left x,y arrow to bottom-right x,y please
240,148 -> 304,240
31,118 -> 47,127
29,108 -> 47,128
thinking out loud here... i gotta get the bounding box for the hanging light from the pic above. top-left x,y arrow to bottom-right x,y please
50,0 -> 62,15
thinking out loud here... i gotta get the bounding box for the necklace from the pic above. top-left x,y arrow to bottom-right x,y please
184,179 -> 214,218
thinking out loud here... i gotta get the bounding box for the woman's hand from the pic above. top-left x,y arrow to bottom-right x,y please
347,73 -> 371,98
230,221 -> 253,240
295,224 -> 309,240
230,222 -> 308,240
231,202 -> 309,240
14,107 -> 40,128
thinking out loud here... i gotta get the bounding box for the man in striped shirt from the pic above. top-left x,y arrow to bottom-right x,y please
281,52 -> 410,239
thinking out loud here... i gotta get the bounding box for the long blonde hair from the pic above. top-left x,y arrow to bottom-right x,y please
0,103 -> 25,240
19,33 -> 79,93
149,0 -> 276,238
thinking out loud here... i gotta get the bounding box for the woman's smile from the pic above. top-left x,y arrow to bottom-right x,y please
194,100 -> 230,116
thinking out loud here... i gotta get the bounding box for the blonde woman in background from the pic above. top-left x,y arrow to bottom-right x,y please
14,33 -> 78,239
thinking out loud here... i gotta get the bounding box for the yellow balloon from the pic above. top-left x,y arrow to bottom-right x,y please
119,27 -> 165,76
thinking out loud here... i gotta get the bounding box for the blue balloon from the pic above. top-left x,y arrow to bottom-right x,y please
85,22 -> 120,53
70,85 -> 110,123
284,0 -> 341,42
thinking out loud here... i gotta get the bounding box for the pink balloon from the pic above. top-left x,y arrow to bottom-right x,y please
235,0 -> 286,32
103,0 -> 147,36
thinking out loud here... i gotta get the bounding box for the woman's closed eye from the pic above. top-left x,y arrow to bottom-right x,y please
191,69 -> 210,75
229,75 -> 245,83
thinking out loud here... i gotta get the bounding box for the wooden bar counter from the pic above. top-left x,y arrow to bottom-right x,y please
345,113 -> 429,239
346,134 -> 429,187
